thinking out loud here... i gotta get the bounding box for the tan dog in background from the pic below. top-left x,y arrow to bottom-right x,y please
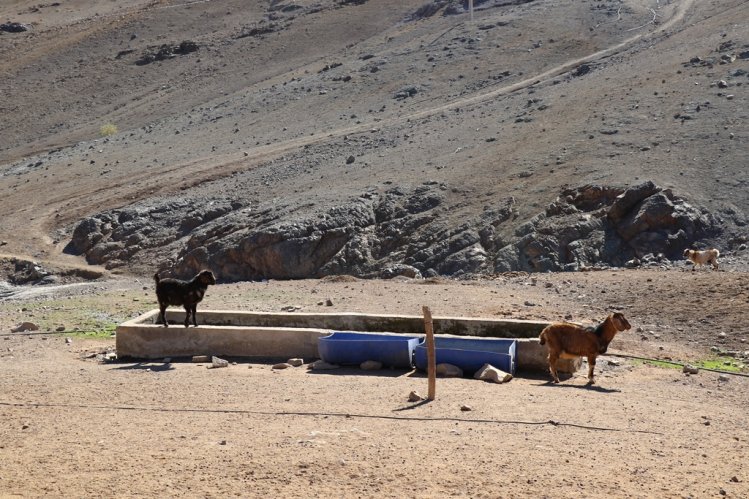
683,248 -> 720,270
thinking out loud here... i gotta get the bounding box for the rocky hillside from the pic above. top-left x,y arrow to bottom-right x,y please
1,0 -> 747,281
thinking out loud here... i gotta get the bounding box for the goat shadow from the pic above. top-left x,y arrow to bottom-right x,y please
537,380 -> 621,393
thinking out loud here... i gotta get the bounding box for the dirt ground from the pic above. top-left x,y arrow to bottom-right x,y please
1,269 -> 748,498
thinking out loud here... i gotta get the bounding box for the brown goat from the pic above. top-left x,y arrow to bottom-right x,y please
539,312 -> 631,384
154,270 -> 216,328
683,248 -> 719,270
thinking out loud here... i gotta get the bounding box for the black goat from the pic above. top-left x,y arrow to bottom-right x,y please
154,270 -> 216,327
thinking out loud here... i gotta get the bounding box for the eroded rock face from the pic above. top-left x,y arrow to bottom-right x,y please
64,182 -> 723,280
494,182 -> 718,272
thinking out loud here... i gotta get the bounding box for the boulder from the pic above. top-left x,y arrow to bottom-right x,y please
474,364 -> 512,383
211,356 -> 229,368
436,363 -> 463,377
608,181 -> 660,223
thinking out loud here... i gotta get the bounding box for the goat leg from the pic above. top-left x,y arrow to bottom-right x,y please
158,305 -> 169,328
587,355 -> 596,384
548,351 -> 561,383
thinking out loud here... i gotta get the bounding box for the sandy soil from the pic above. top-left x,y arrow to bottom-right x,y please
2,269 -> 748,498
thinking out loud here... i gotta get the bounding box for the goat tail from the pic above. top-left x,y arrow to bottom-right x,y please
153,273 -> 160,284
539,329 -> 547,345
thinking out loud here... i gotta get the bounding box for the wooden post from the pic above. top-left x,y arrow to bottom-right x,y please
422,305 -> 436,400
469,0 -> 474,21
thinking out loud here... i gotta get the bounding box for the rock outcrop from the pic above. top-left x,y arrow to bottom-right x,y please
64,181 -> 723,280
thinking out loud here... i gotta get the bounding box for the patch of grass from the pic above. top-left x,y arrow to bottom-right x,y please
695,357 -> 745,373
1,289 -> 151,337
632,356 -> 746,373
99,123 -> 118,136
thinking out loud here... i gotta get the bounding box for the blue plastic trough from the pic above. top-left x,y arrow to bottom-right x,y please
317,332 -> 423,369
414,336 -> 517,375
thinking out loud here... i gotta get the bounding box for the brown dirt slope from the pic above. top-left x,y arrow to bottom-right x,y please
0,0 -> 747,273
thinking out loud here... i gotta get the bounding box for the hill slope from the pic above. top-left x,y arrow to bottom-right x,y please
1,0 -> 747,280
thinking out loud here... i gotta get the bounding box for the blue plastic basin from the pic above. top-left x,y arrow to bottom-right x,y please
317,332 -> 423,369
414,337 -> 517,375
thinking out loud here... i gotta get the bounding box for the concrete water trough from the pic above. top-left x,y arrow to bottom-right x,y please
115,309 -> 581,373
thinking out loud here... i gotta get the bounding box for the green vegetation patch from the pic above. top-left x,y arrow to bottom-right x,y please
2,289 -> 152,338
633,356 -> 746,373
695,357 -> 745,373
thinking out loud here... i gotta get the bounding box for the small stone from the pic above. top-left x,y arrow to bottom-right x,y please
408,390 -> 424,402
346,155 -> 355,164
607,359 -> 621,366
211,356 -> 229,368
65,337 -> 72,345
730,476 -> 740,483
683,365 -> 699,375
11,322 -> 38,333
192,355 -> 210,363
436,363 -> 463,377
311,360 -> 339,370
718,80 -> 728,88
287,358 -> 304,367
55,326 -> 66,332
360,360 -> 383,370
272,363 -> 292,370
325,298 -> 333,307
219,440 -> 227,445
474,364 -> 512,383
460,404 -> 473,412
718,374 -> 729,382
